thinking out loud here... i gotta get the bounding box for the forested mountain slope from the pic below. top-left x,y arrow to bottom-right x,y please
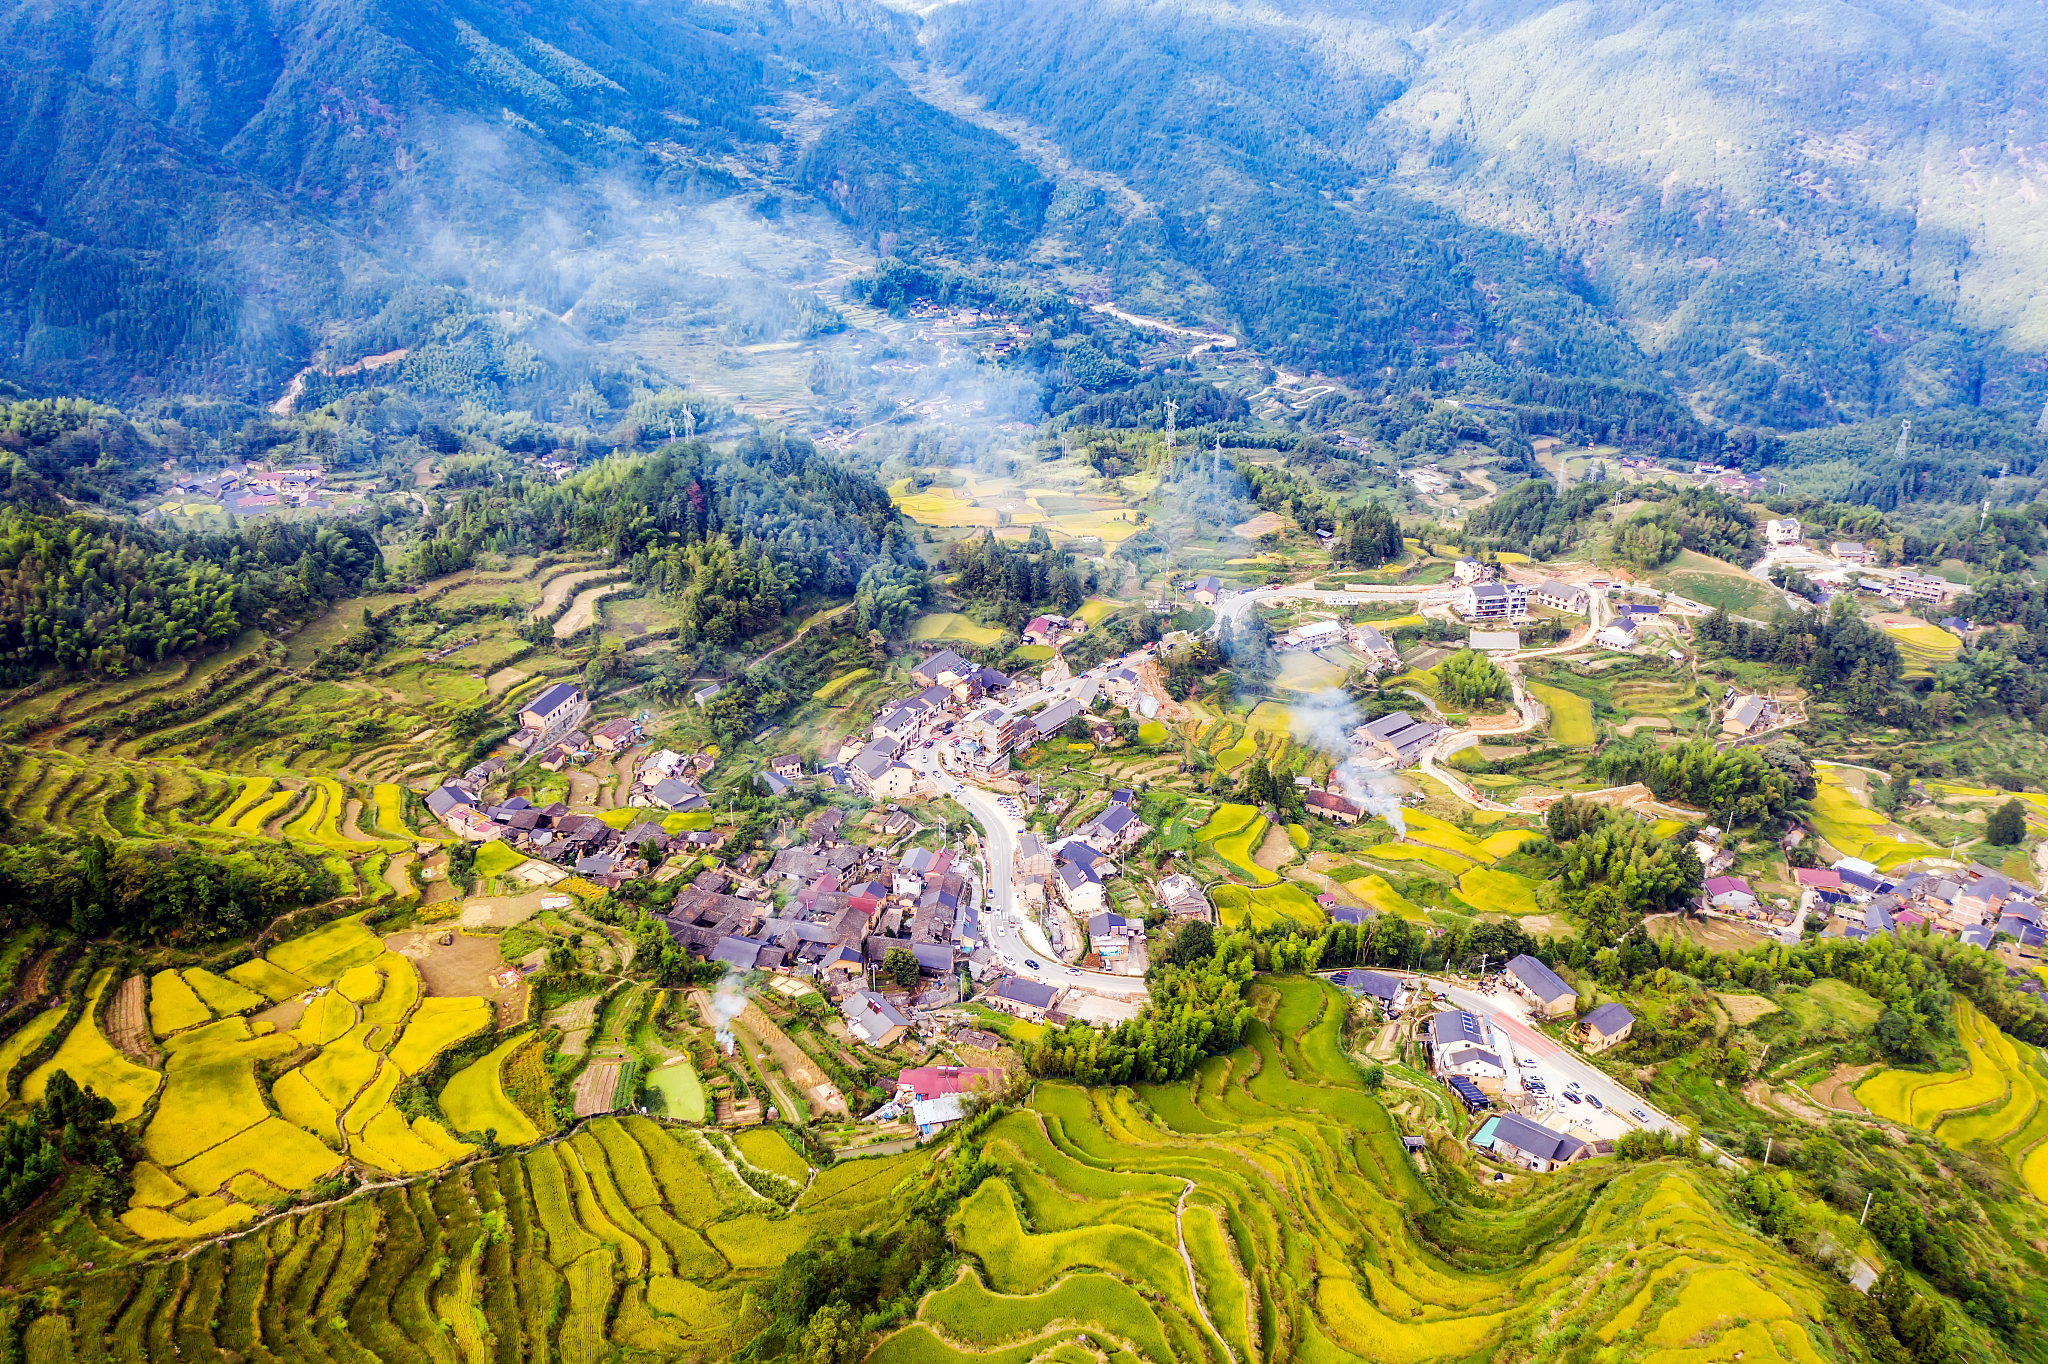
922,0 -> 2048,427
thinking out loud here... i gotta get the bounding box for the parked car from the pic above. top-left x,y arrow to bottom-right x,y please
1586,1095 -> 1604,1110
1517,1057 -> 1539,1068
1562,1091 -> 1581,1104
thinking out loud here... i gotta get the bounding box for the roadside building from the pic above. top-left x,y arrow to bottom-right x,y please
1531,581 -> 1591,615
1504,954 -> 1577,1018
1766,518 -> 1802,546
1356,711 -> 1442,765
1282,619 -> 1345,649
771,753 -> 804,779
1480,1113 -> 1592,1173
1595,618 -> 1641,650
1189,576 -> 1223,606
1579,1002 -> 1635,1052
1833,541 -> 1872,565
990,977 -> 1062,1022
1460,581 -> 1528,621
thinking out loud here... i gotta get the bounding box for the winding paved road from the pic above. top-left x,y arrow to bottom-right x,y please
946,781 -> 1150,1000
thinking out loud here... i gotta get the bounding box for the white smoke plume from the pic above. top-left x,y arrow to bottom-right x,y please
710,976 -> 748,1055
1287,688 -> 1407,837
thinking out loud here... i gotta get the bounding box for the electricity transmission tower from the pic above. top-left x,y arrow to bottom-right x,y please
1894,419 -> 1911,461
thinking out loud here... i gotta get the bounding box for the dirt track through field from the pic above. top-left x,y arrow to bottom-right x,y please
737,1004 -> 847,1117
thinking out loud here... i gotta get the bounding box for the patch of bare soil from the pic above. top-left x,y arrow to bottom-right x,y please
17,950 -> 53,1005
382,853 -> 415,901
254,996 -> 308,1033
1252,823 -> 1298,872
1231,511 -> 1287,539
384,928 -> 526,1025
105,973 -> 155,1065
1743,1080 -> 1834,1126
340,799 -> 375,843
487,667 -> 529,697
1809,1063 -> 1875,1114
554,583 -> 629,638
572,1057 -> 625,1117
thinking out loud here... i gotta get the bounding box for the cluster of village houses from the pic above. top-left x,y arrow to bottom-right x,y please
425,645 -> 1221,1052
1324,955 -> 1641,1173
165,463 -> 330,515
1763,519 -> 1966,608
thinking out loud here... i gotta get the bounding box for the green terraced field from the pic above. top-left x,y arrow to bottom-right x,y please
0,980 -> 1869,1364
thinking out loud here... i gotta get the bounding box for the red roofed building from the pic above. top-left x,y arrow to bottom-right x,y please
849,880 -> 889,913
1304,789 -> 1364,824
894,1066 -> 1000,1103
1794,868 -> 1842,889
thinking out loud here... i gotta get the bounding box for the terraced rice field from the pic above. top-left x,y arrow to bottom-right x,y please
909,613 -> 1005,647
1528,682 -> 1595,745
1810,767 -> 1941,869
1857,999 -> 2048,1200
1212,882 -> 1326,929
9,981 -> 1850,1364
1196,804 -> 1277,885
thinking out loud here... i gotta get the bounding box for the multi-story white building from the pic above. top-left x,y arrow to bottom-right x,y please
1766,518 -> 1802,546
1460,581 -> 1529,621
1890,572 -> 1956,604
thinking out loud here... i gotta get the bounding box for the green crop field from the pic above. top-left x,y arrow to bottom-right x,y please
0,974 -> 1883,1358
1529,681 -> 1595,744
474,840 -> 527,878
910,613 -> 1005,646
1810,767 -> 1941,869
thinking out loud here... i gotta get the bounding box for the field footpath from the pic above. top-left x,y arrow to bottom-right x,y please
1174,1179 -> 1239,1364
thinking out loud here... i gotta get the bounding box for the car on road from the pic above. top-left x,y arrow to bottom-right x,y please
1630,1108 -> 1650,1124
1586,1094 -> 1604,1110
1516,1057 -> 1538,1068
1026,959 -> 1042,971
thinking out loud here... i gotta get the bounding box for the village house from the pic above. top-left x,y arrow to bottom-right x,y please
1722,695 -> 1767,738
516,683 -> 588,746
1531,581 -> 1590,615
1480,1113 -> 1594,1173
1304,789 -> 1364,824
1157,872 -> 1209,919
771,753 -> 804,780
989,976 -> 1062,1022
1188,576 -> 1223,606
1578,1002 -> 1635,1052
1504,955 -> 1578,1019
1765,518 -> 1802,546
841,990 -> 912,1047
1833,541 -> 1873,566
1595,618 -> 1641,650
1346,624 -> 1400,666
591,716 -> 640,754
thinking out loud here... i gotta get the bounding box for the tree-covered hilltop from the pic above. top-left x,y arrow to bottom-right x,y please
403,432 -> 924,650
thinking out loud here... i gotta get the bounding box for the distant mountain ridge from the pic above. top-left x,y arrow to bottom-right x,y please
5,0 -> 2048,436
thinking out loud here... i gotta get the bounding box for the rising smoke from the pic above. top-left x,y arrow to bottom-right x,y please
709,976 -> 749,1055
1287,687 -> 1407,836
